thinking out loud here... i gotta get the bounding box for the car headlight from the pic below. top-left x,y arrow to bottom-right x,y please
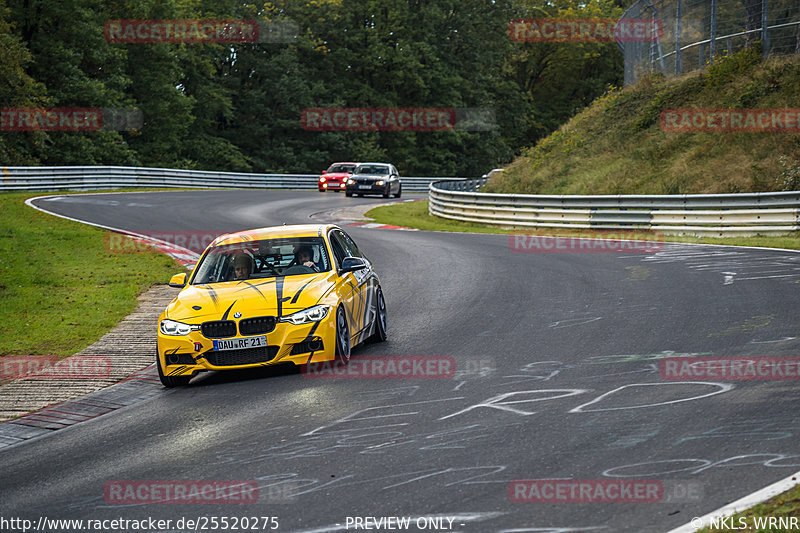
279,305 -> 330,325
376,180 -> 385,186
347,179 -> 355,185
320,177 -> 326,182
160,319 -> 199,336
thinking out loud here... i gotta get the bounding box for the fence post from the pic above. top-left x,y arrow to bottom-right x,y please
762,0 -> 769,56
709,0 -> 718,63
675,0 -> 683,75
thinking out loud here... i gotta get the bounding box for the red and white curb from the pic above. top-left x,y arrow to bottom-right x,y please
346,221 -> 417,231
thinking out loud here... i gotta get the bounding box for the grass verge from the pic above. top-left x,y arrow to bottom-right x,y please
367,200 -> 800,250
695,483 -> 800,532
0,192 -> 180,357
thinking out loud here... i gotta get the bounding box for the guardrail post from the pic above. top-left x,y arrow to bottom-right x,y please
762,0 -> 769,56
675,0 -> 683,75
709,0 -> 717,63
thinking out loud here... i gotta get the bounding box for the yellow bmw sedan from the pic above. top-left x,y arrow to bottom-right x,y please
156,224 -> 387,387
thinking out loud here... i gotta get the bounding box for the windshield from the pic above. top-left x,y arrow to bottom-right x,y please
356,165 -> 389,175
191,236 -> 330,284
327,164 -> 356,174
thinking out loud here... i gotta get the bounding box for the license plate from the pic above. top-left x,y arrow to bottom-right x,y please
213,336 -> 267,351
358,185 -> 372,190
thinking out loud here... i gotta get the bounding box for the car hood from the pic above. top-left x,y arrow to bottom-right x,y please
323,173 -> 350,179
165,272 -> 336,322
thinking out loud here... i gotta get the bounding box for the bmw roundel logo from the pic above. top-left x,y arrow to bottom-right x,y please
233,312 -> 242,318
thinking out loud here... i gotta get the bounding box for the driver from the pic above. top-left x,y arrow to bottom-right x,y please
230,253 -> 252,280
295,245 -> 320,272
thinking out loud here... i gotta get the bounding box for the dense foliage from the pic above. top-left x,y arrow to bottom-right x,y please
0,0 -> 624,176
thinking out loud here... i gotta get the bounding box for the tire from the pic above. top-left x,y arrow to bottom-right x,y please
394,185 -> 402,198
156,350 -> 191,387
382,186 -> 390,198
345,191 -> 353,197
318,189 -> 325,192
335,306 -> 351,363
367,287 -> 387,343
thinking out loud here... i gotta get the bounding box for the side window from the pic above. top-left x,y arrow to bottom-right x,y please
391,166 -> 398,176
338,230 -> 361,258
329,231 -> 348,267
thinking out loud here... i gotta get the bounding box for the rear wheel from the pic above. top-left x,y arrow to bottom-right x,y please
335,306 -> 351,363
367,287 -> 387,343
156,350 -> 191,387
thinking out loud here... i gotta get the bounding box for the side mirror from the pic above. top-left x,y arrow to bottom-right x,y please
340,257 -> 367,274
321,170 -> 327,174
169,273 -> 187,288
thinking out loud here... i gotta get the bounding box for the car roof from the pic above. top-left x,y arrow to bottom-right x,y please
211,224 -> 339,247
356,162 -> 392,166
328,162 -> 359,165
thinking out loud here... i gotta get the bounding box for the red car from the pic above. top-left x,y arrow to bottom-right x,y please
318,162 -> 358,192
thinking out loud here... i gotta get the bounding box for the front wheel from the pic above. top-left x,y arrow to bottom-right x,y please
156,350 -> 191,387
345,191 -> 353,197
394,185 -> 402,198
367,287 -> 387,343
382,186 -> 390,198
335,306 -> 351,363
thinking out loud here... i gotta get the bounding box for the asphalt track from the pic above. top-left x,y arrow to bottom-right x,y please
3,190 -> 800,533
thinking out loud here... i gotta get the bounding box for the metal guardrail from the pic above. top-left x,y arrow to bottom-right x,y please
0,166 -> 464,193
429,179 -> 800,237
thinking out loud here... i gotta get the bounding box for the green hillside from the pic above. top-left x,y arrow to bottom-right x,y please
485,49 -> 800,195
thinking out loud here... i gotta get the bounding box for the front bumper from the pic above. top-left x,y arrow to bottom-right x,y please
346,183 -> 386,194
157,312 -> 337,377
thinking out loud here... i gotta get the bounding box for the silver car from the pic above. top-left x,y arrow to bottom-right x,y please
345,162 -> 402,198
